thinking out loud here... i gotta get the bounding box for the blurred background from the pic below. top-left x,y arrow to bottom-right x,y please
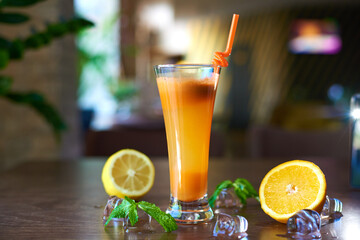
1,0 -> 359,170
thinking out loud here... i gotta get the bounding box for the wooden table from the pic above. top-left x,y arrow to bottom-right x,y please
0,157 -> 359,239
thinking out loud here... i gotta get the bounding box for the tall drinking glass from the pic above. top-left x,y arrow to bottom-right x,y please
154,64 -> 220,224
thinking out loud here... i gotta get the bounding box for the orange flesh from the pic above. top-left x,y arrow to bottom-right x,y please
263,165 -> 320,214
157,76 -> 218,202
259,160 -> 327,223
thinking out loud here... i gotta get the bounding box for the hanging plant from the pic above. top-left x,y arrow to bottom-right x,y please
0,0 -> 94,139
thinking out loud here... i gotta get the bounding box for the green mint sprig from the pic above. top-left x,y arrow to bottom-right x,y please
209,178 -> 260,208
105,196 -> 178,232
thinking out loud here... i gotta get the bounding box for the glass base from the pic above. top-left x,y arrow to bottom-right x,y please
166,194 -> 214,224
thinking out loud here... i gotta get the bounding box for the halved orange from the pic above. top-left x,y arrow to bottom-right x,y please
101,149 -> 155,199
259,160 -> 327,223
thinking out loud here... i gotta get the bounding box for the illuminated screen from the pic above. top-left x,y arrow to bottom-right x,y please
289,19 -> 342,54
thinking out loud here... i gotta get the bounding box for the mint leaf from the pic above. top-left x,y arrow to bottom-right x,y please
138,201 -> 178,232
104,197 -> 177,232
233,178 -> 260,203
127,205 -> 138,226
233,184 -> 248,205
209,178 -> 259,208
105,199 -> 129,226
124,196 -> 136,204
105,196 -> 138,226
209,180 -> 233,208
125,197 -> 138,226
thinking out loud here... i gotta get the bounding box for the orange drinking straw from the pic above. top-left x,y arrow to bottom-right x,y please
212,14 -> 239,69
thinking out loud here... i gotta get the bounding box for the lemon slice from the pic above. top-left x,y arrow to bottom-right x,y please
259,160 -> 327,223
101,149 -> 155,199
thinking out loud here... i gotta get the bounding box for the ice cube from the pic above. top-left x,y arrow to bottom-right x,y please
213,213 -> 248,239
103,196 -> 124,223
124,209 -> 153,233
321,195 -> 343,225
287,209 -> 321,239
213,188 -> 243,214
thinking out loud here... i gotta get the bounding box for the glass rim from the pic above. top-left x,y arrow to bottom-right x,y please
154,64 -> 221,69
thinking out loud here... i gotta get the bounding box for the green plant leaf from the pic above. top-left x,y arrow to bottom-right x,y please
233,178 -> 260,202
138,201 -> 178,232
208,180 -> 233,208
127,205 -> 138,226
0,0 -> 44,7
0,15 -> 93,139
233,184 -> 249,205
66,18 -> 95,32
46,22 -> 69,37
0,48 -> 9,69
0,37 -> 10,48
24,33 -> 45,49
9,39 -> 24,59
4,91 -> 66,138
104,196 -> 138,226
22,18 -> 93,49
113,81 -> 138,102
0,76 -> 12,95
45,18 -> 94,38
0,12 -> 29,24
124,196 -> 138,226
105,198 -> 131,226
104,197 -> 178,232
209,178 -> 260,208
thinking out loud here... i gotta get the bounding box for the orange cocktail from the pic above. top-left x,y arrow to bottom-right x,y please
154,64 -> 220,224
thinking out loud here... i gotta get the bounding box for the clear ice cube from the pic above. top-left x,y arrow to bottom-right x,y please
213,188 -> 243,214
287,209 -> 321,239
213,213 -> 248,239
103,195 -> 123,223
320,195 -> 343,225
125,209 -> 154,233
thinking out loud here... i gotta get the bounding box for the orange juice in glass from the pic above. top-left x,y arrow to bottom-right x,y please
154,64 -> 220,224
